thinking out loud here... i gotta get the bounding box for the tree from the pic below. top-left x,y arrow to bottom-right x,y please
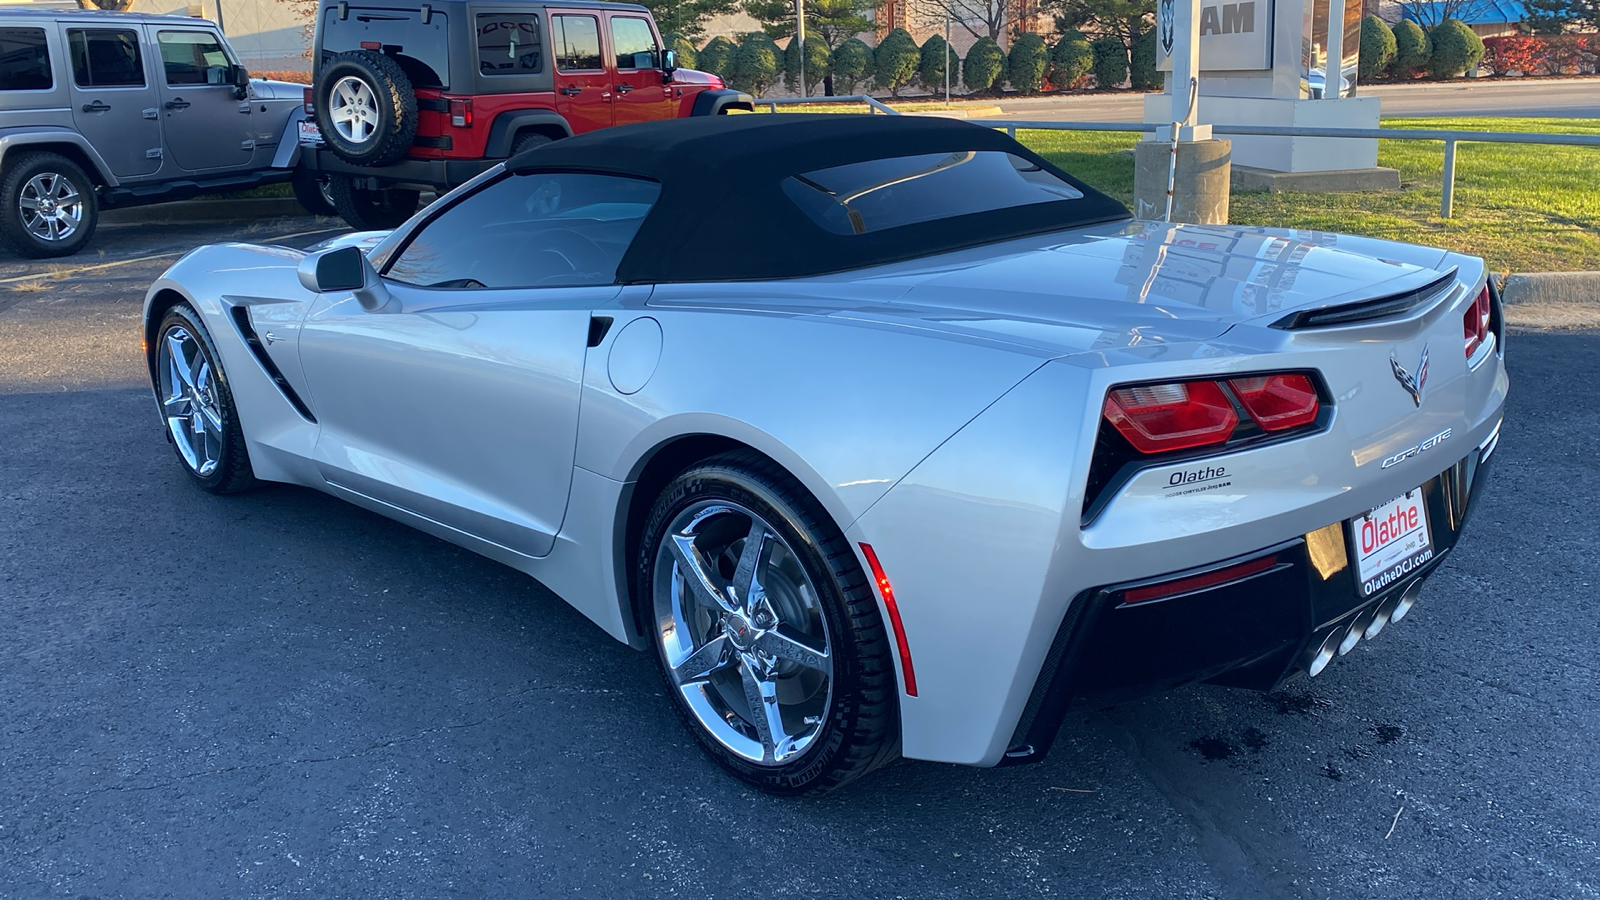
918,33 -> 956,94
1128,27 -> 1159,89
640,0 -> 742,39
784,36 -> 832,94
1523,0 -> 1596,33
1390,19 -> 1431,76
743,0 -> 880,48
831,37 -> 874,92
1051,0 -> 1155,55
918,0 -> 1011,42
874,27 -> 921,96
665,31 -> 698,70
697,35 -> 738,77
1428,17 -> 1485,77
1006,32 -> 1049,94
726,31 -> 781,94
1049,30 -> 1094,89
962,36 -> 1006,92
1358,15 -> 1396,79
1392,0 -> 1496,27
1090,34 -> 1127,88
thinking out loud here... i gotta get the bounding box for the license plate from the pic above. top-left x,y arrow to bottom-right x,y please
298,120 -> 322,144
1349,488 -> 1433,596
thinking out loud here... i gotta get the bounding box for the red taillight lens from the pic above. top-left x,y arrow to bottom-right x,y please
1464,284 -> 1491,358
1103,380 -> 1238,454
302,86 -> 314,115
1120,554 -> 1278,606
1227,373 -> 1320,432
449,98 -> 473,127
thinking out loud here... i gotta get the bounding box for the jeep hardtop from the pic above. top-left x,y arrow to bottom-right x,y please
298,0 -> 752,229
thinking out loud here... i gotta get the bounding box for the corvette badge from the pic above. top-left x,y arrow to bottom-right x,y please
1391,344 -> 1429,407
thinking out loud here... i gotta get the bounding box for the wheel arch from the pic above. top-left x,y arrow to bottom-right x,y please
484,110 -> 573,158
0,134 -> 115,189
144,286 -> 195,384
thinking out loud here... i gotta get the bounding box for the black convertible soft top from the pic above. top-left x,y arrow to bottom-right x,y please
505,114 -> 1131,284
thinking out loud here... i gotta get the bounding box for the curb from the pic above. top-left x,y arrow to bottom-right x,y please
1500,271 -> 1600,306
102,197 -> 312,226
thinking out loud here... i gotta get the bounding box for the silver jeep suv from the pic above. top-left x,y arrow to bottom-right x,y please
0,9 -> 307,257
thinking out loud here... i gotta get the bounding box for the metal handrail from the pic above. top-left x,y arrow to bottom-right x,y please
762,95 -> 901,115
748,97 -> 1599,219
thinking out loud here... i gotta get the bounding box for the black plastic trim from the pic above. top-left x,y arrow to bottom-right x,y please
1270,269 -> 1457,329
587,315 -> 613,347
229,307 -> 316,423
689,88 -> 754,116
299,147 -> 498,190
483,109 -> 573,158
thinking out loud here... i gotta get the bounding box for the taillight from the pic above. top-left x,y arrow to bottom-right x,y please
1102,380 -> 1238,454
1226,373 -> 1320,432
449,98 -> 473,128
302,86 -> 314,115
1464,284 -> 1491,358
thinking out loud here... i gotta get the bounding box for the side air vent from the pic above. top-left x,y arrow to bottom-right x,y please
1270,269 -> 1457,330
229,306 -> 317,423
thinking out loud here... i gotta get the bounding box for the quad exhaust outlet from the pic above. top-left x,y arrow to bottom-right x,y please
1307,579 -> 1425,677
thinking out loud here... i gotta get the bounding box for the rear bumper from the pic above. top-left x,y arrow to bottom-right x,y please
1001,442 -> 1497,765
299,148 -> 498,192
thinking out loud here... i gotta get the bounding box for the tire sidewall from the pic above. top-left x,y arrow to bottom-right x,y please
291,166 -> 339,217
325,174 -> 419,230
640,462 -> 882,795
155,304 -> 254,494
314,51 -> 417,166
0,153 -> 98,259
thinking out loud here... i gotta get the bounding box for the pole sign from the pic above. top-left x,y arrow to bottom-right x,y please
1157,0 -> 1273,71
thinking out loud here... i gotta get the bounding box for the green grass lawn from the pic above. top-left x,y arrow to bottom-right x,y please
1021,117 -> 1600,274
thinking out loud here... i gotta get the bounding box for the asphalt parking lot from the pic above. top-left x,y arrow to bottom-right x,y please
2,219 -> 1597,899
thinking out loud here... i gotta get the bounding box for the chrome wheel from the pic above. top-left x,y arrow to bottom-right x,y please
329,75 -> 379,144
157,325 -> 225,477
653,500 -> 834,766
18,171 -> 82,243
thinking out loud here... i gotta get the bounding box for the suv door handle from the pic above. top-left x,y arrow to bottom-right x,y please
559,86 -> 581,96
614,84 -> 633,94
165,98 -> 191,111
81,100 -> 111,113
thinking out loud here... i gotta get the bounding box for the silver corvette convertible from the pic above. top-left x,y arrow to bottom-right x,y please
143,115 -> 1507,794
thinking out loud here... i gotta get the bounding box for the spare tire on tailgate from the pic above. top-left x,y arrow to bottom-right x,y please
314,50 -> 417,167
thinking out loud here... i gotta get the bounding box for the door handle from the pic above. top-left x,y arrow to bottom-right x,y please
559,86 -> 581,96
165,98 -> 191,111
81,100 -> 111,113
615,84 -> 633,94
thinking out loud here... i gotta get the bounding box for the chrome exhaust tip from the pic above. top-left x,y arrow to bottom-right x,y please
1337,609 -> 1372,657
1308,629 -> 1340,677
1389,579 -> 1425,624
1365,592 -> 1403,640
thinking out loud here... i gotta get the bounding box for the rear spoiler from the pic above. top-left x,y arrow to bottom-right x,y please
1270,268 -> 1458,330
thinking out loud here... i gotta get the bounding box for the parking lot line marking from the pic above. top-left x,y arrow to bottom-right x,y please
0,227 -> 346,286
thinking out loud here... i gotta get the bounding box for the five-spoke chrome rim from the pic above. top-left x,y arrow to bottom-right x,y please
19,172 -> 82,243
653,501 -> 833,767
329,75 -> 379,144
157,325 -> 225,477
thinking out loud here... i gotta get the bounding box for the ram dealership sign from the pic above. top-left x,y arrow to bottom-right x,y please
1156,0 -> 1274,71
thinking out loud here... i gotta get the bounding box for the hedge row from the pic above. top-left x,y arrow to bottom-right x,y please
1358,15 -> 1596,80
687,29 -> 1160,98
1481,33 -> 1597,75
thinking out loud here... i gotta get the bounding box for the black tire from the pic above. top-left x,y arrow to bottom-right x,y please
153,303 -> 257,494
510,132 -> 554,156
326,174 -> 420,230
639,451 -> 900,795
0,151 -> 98,259
314,50 -> 417,167
290,166 -> 339,217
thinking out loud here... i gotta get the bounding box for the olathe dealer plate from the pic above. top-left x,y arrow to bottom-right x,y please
1349,488 -> 1433,597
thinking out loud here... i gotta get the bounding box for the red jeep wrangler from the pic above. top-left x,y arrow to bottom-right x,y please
295,0 -> 752,228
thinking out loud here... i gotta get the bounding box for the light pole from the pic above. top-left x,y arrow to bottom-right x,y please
795,0 -> 806,98
944,14 -> 950,104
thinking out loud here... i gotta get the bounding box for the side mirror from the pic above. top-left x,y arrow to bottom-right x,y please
297,245 -> 393,312
230,64 -> 250,99
660,48 -> 677,82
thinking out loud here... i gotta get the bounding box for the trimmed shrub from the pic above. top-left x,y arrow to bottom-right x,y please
918,33 -> 956,94
697,36 -> 737,77
1090,35 -> 1128,89
726,32 -> 780,95
784,37 -> 831,93
1391,20 -> 1430,77
1049,30 -> 1093,89
255,69 -> 311,84
831,37 -> 874,93
1428,17 -> 1485,78
1358,15 -> 1396,79
1007,32 -> 1049,94
962,36 -> 1006,94
665,32 -> 697,71
874,27 -> 921,96
1128,28 -> 1159,90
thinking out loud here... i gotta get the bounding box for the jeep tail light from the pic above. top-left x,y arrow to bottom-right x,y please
303,86 -> 314,114
1464,284 -> 1491,358
1226,373 -> 1320,431
1103,380 -> 1238,454
449,99 -> 473,128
